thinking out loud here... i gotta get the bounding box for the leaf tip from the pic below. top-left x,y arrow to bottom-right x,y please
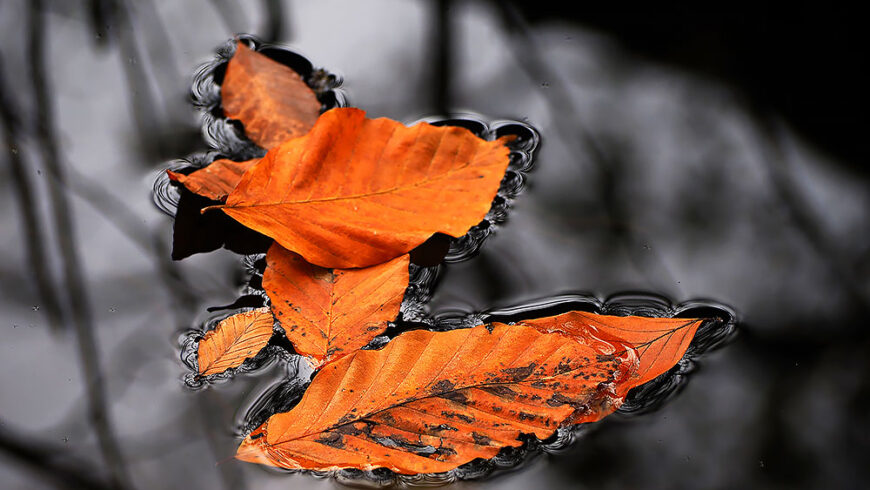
233,38 -> 251,55
166,169 -> 184,183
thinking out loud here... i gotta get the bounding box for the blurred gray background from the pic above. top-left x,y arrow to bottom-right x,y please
1,1 -> 868,489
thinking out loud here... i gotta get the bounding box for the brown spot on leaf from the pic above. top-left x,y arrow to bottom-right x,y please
501,363 -> 537,382
480,385 -> 519,400
440,411 -> 474,424
471,432 -> 493,446
546,393 -> 576,408
431,379 -> 455,393
427,424 -> 457,433
439,390 -> 469,405
315,432 -> 345,449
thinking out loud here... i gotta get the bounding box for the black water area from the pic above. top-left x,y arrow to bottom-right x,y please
1,2 -> 868,490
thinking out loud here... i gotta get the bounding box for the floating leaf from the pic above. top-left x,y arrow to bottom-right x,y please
264,243 -> 409,364
236,323 -> 639,474
221,41 -> 321,149
167,158 -> 259,201
197,308 -> 274,376
516,311 -> 702,386
218,107 -> 515,269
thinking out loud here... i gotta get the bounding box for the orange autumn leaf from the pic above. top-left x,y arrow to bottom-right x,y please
197,308 -> 274,376
218,107 -> 515,269
263,243 -> 409,364
515,311 -> 702,386
236,322 -> 640,474
167,157 -> 259,201
222,42 -> 321,149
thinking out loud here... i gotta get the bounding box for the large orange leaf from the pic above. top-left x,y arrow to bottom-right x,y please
236,323 -> 638,474
167,157 -> 259,201
263,242 -> 409,364
218,107 -> 515,269
222,41 -> 321,149
515,311 -> 702,386
197,308 -> 274,376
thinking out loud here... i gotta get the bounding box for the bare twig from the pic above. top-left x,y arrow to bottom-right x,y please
0,57 -> 64,331
0,422 -> 114,490
28,1 -> 132,488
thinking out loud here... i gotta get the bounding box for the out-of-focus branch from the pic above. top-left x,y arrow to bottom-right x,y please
79,0 -> 200,316
112,0 -> 167,158
198,392 -> 247,490
431,0 -> 452,115
87,0 -> 115,48
63,166 -> 199,312
0,57 -> 64,331
754,114 -> 870,312
125,0 -> 183,107
0,423 -> 114,490
86,0 -> 201,160
210,0 -> 249,36
494,1 -> 681,295
28,1 -> 132,488
260,0 -> 286,43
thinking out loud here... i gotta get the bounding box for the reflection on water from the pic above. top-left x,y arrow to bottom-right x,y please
0,1 -> 868,489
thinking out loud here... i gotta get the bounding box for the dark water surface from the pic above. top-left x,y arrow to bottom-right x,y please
1,1 -> 868,489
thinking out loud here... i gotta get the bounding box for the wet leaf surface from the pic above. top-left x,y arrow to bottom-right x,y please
221,42 -> 321,149
197,308 -> 275,376
218,107 -> 515,268
236,312 -> 699,474
263,243 -> 409,364
515,311 -> 703,386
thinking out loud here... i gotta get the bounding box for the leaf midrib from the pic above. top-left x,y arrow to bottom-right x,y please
226,147 -> 500,209
271,362 -> 600,445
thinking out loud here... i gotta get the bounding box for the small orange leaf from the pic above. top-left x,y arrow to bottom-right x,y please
197,308 -> 274,376
263,243 -> 409,364
222,41 -> 321,149
167,158 -> 259,201
220,107 -> 515,269
516,311 -> 702,386
236,323 -> 638,474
